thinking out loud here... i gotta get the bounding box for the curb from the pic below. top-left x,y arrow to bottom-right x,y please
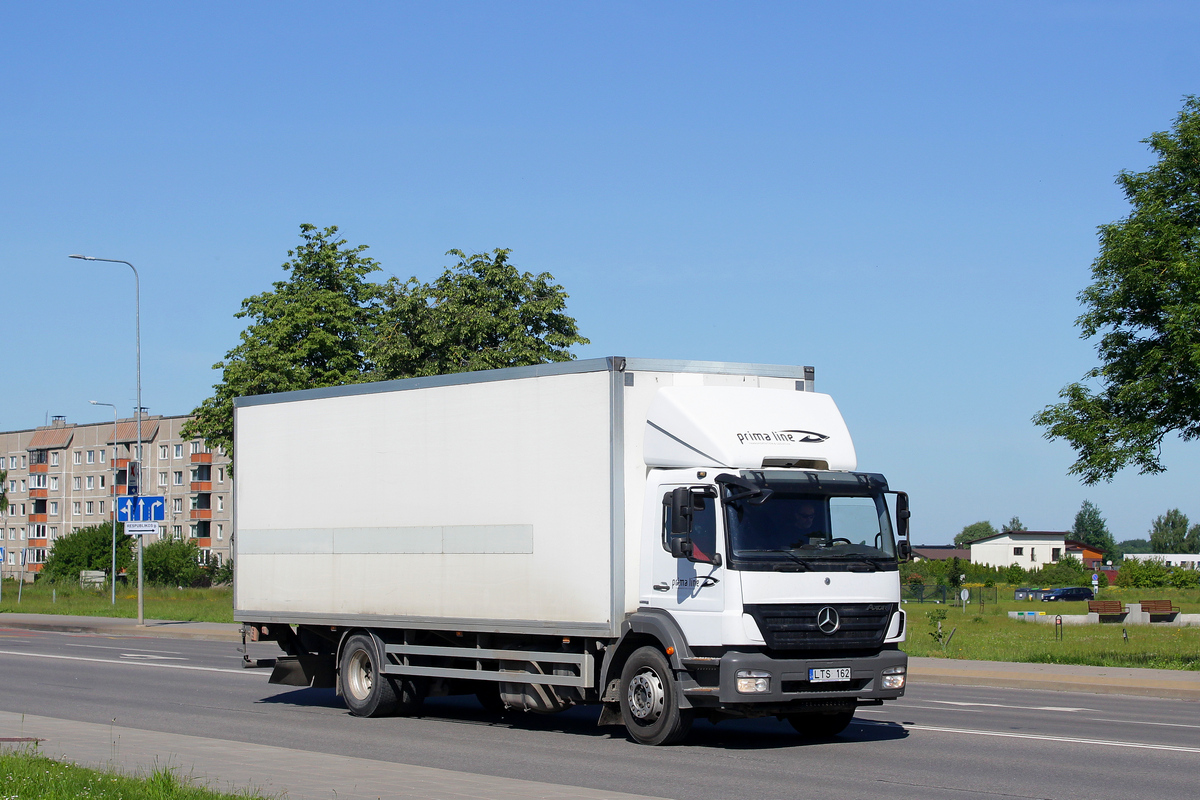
0,617 -> 242,643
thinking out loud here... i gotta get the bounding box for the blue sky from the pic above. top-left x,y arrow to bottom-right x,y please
3,2 -> 1198,544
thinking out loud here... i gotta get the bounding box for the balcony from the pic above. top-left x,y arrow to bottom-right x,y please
28,537 -> 47,544
191,452 -> 212,464
194,537 -> 212,548
29,463 -> 48,474
191,482 -> 212,492
29,514 -> 47,523
29,488 -> 47,499
115,458 -> 130,469
190,509 -> 212,520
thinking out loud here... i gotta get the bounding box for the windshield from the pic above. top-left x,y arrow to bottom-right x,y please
721,472 -> 897,571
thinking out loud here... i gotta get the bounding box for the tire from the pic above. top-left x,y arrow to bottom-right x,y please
619,646 -> 693,745
339,633 -> 398,717
787,708 -> 855,738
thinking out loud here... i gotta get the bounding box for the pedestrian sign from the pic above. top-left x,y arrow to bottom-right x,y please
117,495 -> 165,522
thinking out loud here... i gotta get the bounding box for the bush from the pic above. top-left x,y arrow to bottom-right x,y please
1116,557 -> 1176,588
41,523 -> 133,582
142,537 -> 205,587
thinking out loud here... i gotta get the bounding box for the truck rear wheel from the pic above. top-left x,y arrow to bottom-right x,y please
787,708 -> 855,738
340,633 -> 398,717
619,646 -> 693,745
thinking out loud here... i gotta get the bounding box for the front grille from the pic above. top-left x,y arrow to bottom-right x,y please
745,603 -> 894,651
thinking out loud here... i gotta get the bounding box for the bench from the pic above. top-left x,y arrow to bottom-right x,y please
1139,599 -> 1180,616
1087,600 -> 1125,617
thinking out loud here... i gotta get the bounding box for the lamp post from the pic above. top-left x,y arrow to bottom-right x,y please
89,400 -> 119,605
72,255 -> 145,625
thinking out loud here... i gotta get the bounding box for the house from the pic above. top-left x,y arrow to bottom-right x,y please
969,531 -> 1069,569
1124,553 -> 1200,570
1065,539 -> 1107,570
910,545 -> 971,562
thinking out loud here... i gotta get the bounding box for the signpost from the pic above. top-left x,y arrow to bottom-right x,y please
124,521 -> 160,537
1092,572 -> 1100,595
117,496 -> 165,522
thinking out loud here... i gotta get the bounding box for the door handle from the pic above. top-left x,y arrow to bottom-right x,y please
653,582 -> 670,592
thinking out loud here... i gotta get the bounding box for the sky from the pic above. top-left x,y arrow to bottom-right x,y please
2,2 -> 1198,545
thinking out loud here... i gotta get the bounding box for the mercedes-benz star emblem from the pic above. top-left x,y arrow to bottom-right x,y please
816,606 -> 840,635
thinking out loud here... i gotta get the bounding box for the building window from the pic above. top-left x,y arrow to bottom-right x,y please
30,474 -> 46,490
7,456 -> 14,469
73,451 -> 82,465
50,452 -> 59,467
216,523 -> 223,540
85,501 -> 94,515
98,449 -> 106,463
31,524 -> 47,539
1030,548 -> 1036,561
1052,547 -> 1062,562
49,527 -> 57,539
49,501 -> 58,516
174,444 -> 182,459
172,498 -> 183,513
73,476 -> 82,491
217,467 -> 224,484
86,476 -> 95,490
1013,547 -> 1023,556
20,455 -> 26,468
173,471 -> 183,486
158,472 -> 167,487
216,495 -> 224,512
159,445 -> 169,460
191,441 -> 201,454
6,480 -> 13,493
86,450 -> 95,464
19,480 -> 25,492
99,475 -> 105,488
172,525 -> 183,538
98,501 -> 105,515
73,502 -> 81,516
49,476 -> 58,491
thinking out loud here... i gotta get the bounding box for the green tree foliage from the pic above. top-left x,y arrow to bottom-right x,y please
954,520 -> 998,548
371,248 -> 589,379
1116,556 -> 1173,587
183,224 -> 385,456
0,468 -> 7,515
1003,516 -> 1027,532
1071,500 -> 1119,561
1034,554 -> 1088,587
1149,509 -> 1194,553
1034,97 -> 1200,484
1003,563 -> 1026,585
142,536 -> 205,587
41,522 -> 133,582
1117,538 -> 1151,554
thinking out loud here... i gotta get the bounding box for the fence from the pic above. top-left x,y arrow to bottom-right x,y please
902,585 -> 998,605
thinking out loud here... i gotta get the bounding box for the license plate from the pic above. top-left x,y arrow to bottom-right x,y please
809,667 -> 851,683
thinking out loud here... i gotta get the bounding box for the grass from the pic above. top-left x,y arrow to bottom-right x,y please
0,747 -> 268,799
0,580 -> 232,623
902,585 -> 1200,669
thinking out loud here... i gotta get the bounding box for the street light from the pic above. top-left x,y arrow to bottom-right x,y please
72,255 -> 145,625
89,400 -> 118,605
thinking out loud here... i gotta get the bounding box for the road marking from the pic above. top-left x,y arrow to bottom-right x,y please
0,649 -> 261,677
931,700 -> 1091,712
120,654 -> 187,661
1082,716 -> 1200,730
65,643 -> 182,655
860,720 -> 1200,754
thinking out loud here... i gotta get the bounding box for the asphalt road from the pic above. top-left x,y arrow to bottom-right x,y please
0,626 -> 1196,800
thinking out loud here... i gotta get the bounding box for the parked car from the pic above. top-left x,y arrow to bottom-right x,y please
1040,587 -> 1094,602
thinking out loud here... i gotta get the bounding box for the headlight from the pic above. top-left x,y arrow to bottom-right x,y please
735,669 -> 771,693
881,665 -> 906,690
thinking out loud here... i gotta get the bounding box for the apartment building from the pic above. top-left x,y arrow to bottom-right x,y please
0,414 -> 231,580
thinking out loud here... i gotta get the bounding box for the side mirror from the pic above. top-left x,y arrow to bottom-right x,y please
893,491 -> 910,541
669,536 -> 693,559
897,539 -> 911,561
670,487 -> 693,535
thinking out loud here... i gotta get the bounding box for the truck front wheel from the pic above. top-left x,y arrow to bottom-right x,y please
619,646 -> 693,745
340,634 -> 398,717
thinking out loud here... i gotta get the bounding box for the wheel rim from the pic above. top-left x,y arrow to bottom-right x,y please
346,647 -> 373,701
628,668 -> 665,723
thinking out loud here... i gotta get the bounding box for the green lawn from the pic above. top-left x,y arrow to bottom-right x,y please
902,586 -> 1200,669
0,748 -> 267,799
0,579 -> 233,623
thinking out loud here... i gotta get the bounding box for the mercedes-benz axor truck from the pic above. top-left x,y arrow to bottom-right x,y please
235,357 -> 911,745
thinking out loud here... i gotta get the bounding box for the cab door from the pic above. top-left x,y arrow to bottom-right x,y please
646,483 -> 725,622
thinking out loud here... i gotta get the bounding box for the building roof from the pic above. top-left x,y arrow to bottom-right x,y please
912,546 -> 971,561
1065,539 -> 1104,557
26,426 -> 75,450
969,530 -> 1068,546
107,418 -> 161,444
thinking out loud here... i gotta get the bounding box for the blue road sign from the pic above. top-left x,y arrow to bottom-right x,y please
117,495 -> 166,522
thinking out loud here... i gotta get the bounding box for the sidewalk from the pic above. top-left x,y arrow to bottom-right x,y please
3,612 -> 1198,700
0,612 -> 242,642
0,710 -> 664,800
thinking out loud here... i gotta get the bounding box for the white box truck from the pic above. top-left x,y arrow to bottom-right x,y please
235,357 -> 910,745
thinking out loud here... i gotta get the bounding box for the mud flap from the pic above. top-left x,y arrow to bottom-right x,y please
269,654 -> 336,688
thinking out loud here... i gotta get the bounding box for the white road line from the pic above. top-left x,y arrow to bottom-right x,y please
64,643 -> 183,654
1082,717 -> 1200,730
931,700 -> 1091,712
0,649 -> 261,677
859,720 -> 1200,754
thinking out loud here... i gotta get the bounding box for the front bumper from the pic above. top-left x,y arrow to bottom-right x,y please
681,649 -> 907,706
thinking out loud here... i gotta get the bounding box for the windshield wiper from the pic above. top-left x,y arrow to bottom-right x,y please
754,549 -> 813,571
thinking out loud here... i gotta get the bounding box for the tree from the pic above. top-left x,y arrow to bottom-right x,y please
954,520 -> 998,548
1034,96 -> 1200,484
143,536 -> 205,586
1003,516 -> 1027,532
1070,500 -> 1118,561
41,522 -> 133,582
183,224 -> 385,457
0,468 -> 7,516
1116,538 -> 1151,554
1149,509 -> 1190,553
371,248 -> 589,379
